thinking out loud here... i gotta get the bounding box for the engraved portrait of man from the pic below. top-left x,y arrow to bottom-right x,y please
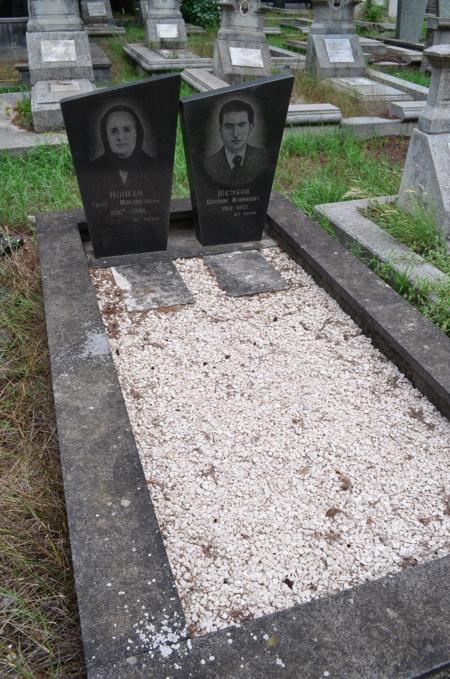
203,99 -> 269,187
90,104 -> 155,189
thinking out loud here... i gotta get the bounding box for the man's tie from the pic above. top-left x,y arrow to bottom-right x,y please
232,155 -> 243,170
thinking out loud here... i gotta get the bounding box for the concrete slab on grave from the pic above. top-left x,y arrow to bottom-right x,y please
123,42 -> 212,74
368,67 -> 429,100
390,99 -> 426,121
329,76 -> 412,113
86,24 -> 125,36
314,196 -> 449,290
204,250 -> 289,297
269,44 -> 305,69
36,194 -> 450,678
110,260 -> 194,311
0,92 -> 66,154
31,79 -> 95,133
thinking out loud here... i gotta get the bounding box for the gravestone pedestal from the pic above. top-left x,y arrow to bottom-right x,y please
141,0 -> 187,49
27,0 -> 95,132
80,0 -> 125,35
399,45 -> 450,240
213,0 -> 271,84
306,0 -> 366,79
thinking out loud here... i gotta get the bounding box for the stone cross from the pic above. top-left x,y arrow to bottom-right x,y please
398,45 -> 450,238
141,0 -> 187,49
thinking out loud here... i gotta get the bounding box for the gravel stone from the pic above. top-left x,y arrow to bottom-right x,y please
91,249 -> 450,636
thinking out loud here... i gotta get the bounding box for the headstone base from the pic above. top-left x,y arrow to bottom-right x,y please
31,79 -> 95,133
305,34 -> 366,78
213,39 -> 272,84
398,127 -> 450,239
123,43 -> 212,73
26,31 -> 94,84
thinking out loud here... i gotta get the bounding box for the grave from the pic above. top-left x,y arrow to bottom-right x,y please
213,0 -> 272,83
422,1 -> 450,72
80,0 -> 125,36
61,76 -> 181,257
305,0 -> 366,78
141,0 -> 187,49
26,0 -> 95,132
180,74 -> 293,245
123,0 -> 212,74
399,44 -> 450,240
306,0 -> 414,114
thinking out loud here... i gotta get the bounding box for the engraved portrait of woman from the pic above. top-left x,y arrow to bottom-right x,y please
90,104 -> 156,189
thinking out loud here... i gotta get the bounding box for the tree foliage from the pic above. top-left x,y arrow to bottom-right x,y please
181,0 -> 220,28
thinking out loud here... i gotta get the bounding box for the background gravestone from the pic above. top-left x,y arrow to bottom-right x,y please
422,1 -> 450,71
80,0 -> 114,26
61,75 -> 181,257
305,0 -> 366,78
180,74 -> 294,246
26,0 -> 95,132
141,0 -> 187,49
213,0 -> 272,84
396,0 -> 428,42
398,44 -> 450,239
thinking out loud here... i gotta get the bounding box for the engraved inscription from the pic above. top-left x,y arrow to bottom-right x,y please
324,38 -> 355,63
229,47 -> 264,68
40,40 -> 77,63
156,23 -> 179,38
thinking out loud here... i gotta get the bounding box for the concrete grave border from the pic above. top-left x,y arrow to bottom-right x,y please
36,195 -> 450,679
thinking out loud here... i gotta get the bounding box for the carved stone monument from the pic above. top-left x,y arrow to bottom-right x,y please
305,0 -> 366,78
398,45 -> 450,239
61,75 -> 181,257
422,1 -> 450,72
26,0 -> 95,132
395,0 -> 428,43
80,1 -> 114,26
141,0 -> 187,49
213,0 -> 272,84
180,74 -> 293,246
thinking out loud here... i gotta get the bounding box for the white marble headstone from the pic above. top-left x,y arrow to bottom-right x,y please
229,47 -> 264,68
324,38 -> 355,64
156,23 -> 179,38
41,40 -> 77,63
87,2 -> 108,16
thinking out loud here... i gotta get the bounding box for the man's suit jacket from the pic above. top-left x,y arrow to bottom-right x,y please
202,144 -> 270,187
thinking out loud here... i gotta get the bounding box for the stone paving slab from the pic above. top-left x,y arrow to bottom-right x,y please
36,197 -> 450,678
0,92 -> 66,154
110,260 -> 194,310
204,250 -> 288,297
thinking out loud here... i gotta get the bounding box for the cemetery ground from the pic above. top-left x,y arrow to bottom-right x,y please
2,125 -> 450,676
1,13 -> 450,679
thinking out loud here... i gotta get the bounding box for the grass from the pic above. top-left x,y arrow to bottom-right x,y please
0,226 -> 85,677
373,66 -> 431,88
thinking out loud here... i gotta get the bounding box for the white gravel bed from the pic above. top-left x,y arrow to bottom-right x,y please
91,249 -> 450,636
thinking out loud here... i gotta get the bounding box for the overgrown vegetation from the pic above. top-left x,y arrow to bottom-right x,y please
374,66 -> 431,88
362,0 -> 386,23
181,0 -> 219,29
12,95 -> 33,131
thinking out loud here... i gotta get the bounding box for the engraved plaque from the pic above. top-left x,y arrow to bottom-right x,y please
156,23 -> 179,38
49,80 -> 81,93
87,2 -> 108,16
229,47 -> 264,68
324,38 -> 355,64
41,40 -> 77,63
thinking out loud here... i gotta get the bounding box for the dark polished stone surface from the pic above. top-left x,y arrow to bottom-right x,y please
61,75 -> 180,258
110,260 -> 194,310
204,250 -> 288,297
180,74 -> 293,247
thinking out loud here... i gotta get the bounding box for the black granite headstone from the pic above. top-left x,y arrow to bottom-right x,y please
61,75 -> 180,258
180,74 -> 293,247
